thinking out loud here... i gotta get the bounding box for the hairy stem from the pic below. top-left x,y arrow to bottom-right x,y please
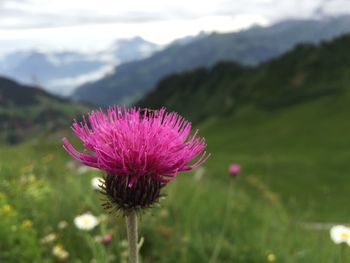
126,209 -> 138,263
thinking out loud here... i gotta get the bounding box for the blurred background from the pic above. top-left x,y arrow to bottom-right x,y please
1,0 -> 350,262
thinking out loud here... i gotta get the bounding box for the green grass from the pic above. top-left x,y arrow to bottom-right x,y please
0,121 -> 349,262
2,64 -> 350,261
201,90 -> 350,222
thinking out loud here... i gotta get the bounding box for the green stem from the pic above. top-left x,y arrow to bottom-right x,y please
340,243 -> 346,263
126,209 -> 138,263
209,180 -> 234,263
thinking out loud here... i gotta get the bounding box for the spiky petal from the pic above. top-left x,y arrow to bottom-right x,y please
63,107 -> 209,188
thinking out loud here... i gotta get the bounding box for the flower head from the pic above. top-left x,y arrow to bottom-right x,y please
63,107 -> 209,210
101,233 -> 112,245
40,233 -> 57,244
267,253 -> 276,262
330,225 -> 350,244
58,220 -> 68,230
74,213 -> 99,231
52,244 -> 69,261
228,164 -> 241,177
63,107 -> 208,185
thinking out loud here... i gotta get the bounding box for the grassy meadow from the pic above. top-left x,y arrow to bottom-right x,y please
2,35 -> 350,263
1,91 -> 350,262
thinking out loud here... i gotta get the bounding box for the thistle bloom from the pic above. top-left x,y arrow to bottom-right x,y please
63,107 -> 207,186
228,164 -> 241,176
63,107 -> 208,210
64,107 -> 208,263
101,233 -> 113,245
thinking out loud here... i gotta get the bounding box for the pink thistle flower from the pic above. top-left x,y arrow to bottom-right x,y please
63,106 -> 209,210
101,233 -> 112,245
228,164 -> 241,177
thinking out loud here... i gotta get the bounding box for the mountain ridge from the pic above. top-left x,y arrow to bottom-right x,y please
137,33 -> 350,122
0,76 -> 89,144
73,15 -> 350,106
0,37 -> 159,96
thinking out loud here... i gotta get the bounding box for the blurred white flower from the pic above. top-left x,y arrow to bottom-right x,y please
52,244 -> 69,261
58,220 -> 68,230
91,177 -> 103,191
330,225 -> 350,244
120,239 -> 129,248
40,233 -> 57,244
74,213 -> 99,231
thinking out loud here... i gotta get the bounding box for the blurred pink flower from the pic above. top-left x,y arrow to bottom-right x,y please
63,107 -> 209,188
101,234 -> 112,245
228,164 -> 241,176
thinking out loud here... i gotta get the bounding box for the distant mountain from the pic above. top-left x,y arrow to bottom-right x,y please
138,34 -> 350,122
113,36 -> 159,63
170,31 -> 208,46
73,15 -> 350,106
0,76 -> 89,144
0,37 -> 159,96
1,51 -> 106,93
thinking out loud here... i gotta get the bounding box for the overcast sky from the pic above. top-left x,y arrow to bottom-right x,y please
0,0 -> 349,54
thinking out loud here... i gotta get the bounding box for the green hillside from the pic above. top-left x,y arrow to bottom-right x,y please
73,16 -> 350,106
139,34 -> 350,221
0,76 -> 89,144
139,34 -> 350,122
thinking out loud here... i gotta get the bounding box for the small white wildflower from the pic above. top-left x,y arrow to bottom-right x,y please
74,213 -> 99,231
330,225 -> 350,244
52,244 -> 69,261
40,233 -> 57,244
58,220 -> 68,230
120,239 -> 129,248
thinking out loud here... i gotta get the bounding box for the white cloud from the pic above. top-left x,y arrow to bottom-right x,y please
0,0 -> 348,53
47,65 -> 115,95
